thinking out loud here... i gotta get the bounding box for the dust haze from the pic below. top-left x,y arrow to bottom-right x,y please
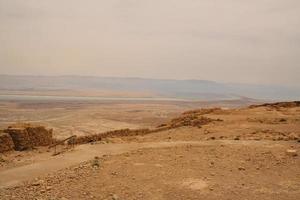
1,0 -> 300,87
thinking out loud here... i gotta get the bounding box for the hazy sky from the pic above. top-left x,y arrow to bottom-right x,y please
0,0 -> 299,87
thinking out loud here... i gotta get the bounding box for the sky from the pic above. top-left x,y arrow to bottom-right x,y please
0,0 -> 299,87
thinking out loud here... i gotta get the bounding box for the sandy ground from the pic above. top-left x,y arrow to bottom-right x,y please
0,101 -> 187,139
0,99 -> 253,139
0,101 -> 299,200
0,140 -> 299,200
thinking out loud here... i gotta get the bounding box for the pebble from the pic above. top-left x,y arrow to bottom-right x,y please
238,167 -> 245,171
31,180 -> 44,186
46,186 -> 52,191
234,136 -> 240,140
286,149 -> 298,157
111,194 -> 119,200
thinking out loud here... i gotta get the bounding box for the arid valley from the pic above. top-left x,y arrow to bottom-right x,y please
0,98 -> 299,200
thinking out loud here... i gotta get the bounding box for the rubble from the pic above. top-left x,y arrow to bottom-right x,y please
158,109 -> 223,129
168,115 -> 219,128
249,101 -> 300,109
71,128 -> 151,145
71,110 -> 221,145
182,108 -> 224,115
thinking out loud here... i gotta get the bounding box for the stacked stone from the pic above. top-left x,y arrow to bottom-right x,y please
0,132 -> 15,153
3,125 -> 54,151
5,128 -> 32,151
26,126 -> 53,146
71,128 -> 151,145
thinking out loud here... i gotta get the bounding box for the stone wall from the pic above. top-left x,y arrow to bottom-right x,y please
71,128 -> 151,145
3,125 -> 53,151
0,132 -> 15,153
26,126 -> 53,146
5,128 -> 32,151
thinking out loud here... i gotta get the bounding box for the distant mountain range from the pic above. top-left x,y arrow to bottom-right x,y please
0,75 -> 299,101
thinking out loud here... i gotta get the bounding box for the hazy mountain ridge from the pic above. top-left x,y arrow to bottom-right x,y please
0,75 -> 299,100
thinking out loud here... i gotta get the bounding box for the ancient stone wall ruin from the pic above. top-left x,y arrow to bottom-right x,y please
70,110 -> 222,145
5,128 -> 32,151
1,125 -> 53,152
71,128 -> 151,145
0,132 -> 15,153
26,126 -> 53,146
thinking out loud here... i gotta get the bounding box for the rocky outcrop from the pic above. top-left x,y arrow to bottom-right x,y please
182,108 -> 224,115
249,101 -> 300,109
159,108 -> 223,129
71,110 -> 222,145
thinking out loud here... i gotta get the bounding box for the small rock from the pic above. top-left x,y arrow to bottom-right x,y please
286,149 -> 298,157
238,167 -> 245,171
0,156 -> 5,163
234,136 -> 240,140
32,180 -> 44,186
46,186 -> 52,191
91,157 -> 100,168
111,194 -> 119,200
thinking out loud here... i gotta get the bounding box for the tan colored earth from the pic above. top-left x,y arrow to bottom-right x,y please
0,100 -> 299,200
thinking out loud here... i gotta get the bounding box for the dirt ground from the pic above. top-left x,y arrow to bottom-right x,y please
1,141 -> 299,200
0,101 -> 299,200
0,99 -> 253,139
0,101 -> 186,139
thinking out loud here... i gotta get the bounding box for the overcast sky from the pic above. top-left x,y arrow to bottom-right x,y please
0,0 -> 299,87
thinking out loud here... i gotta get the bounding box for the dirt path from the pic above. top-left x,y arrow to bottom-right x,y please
0,140 -> 284,188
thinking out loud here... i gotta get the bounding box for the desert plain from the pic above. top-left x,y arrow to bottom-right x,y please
0,98 -> 299,200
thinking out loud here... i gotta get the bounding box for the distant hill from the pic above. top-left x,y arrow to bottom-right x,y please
0,75 -> 299,101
